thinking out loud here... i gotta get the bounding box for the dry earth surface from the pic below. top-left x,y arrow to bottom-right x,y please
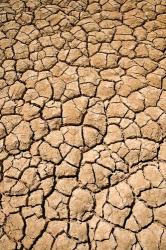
0,0 -> 166,249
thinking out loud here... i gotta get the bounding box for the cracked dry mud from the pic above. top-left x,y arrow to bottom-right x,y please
0,0 -> 166,250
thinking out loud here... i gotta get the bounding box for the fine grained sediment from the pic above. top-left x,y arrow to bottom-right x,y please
0,0 -> 166,249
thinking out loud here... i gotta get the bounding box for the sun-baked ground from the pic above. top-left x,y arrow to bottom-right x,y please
0,0 -> 166,249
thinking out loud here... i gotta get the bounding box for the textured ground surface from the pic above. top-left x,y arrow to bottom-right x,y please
0,0 -> 166,249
